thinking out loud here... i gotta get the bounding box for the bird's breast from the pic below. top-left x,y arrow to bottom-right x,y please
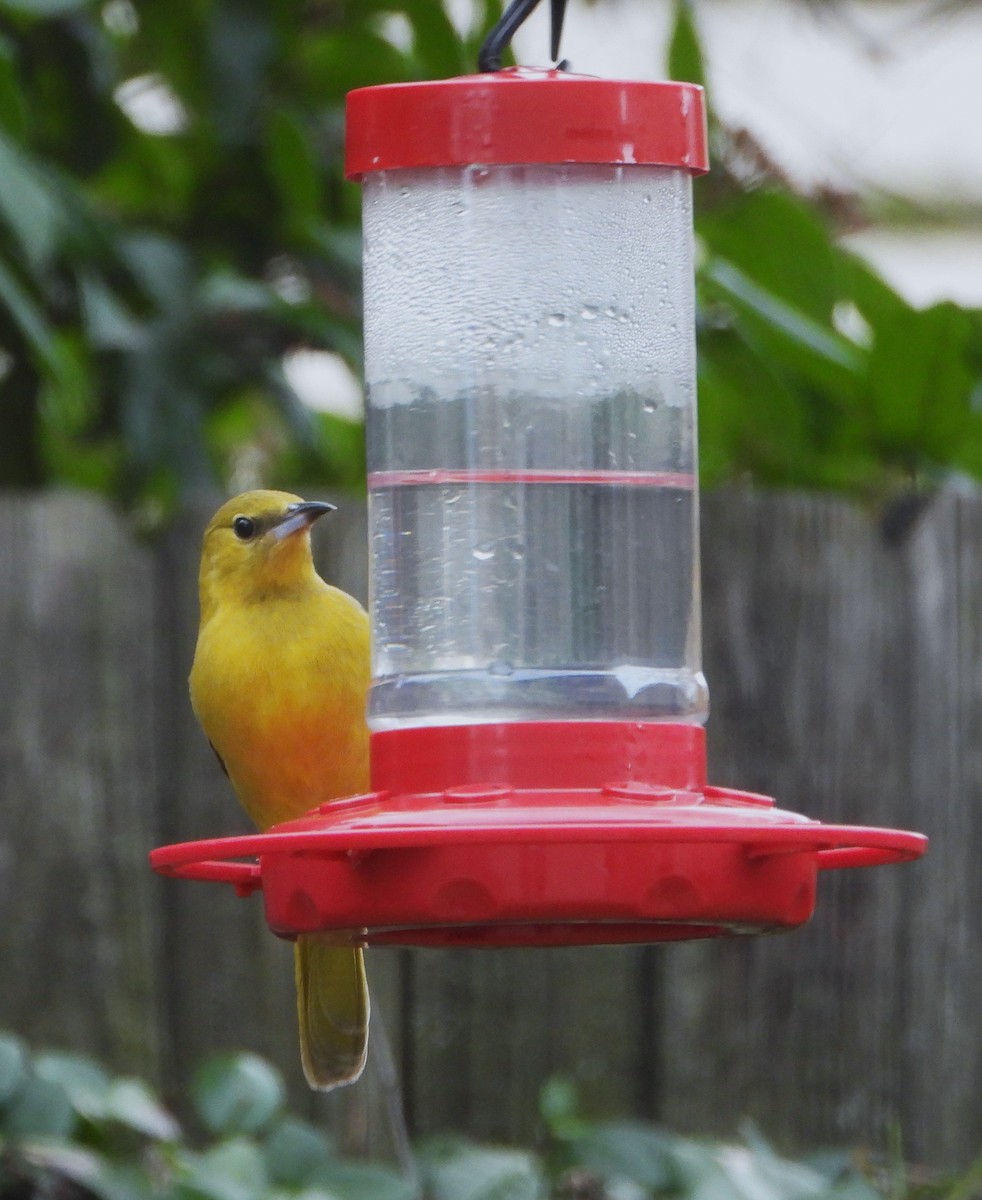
190,595 -> 371,829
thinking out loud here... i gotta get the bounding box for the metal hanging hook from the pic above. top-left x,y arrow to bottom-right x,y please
478,0 -> 569,73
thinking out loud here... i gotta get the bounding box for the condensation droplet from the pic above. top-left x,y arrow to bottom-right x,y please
547,313 -> 567,327
473,543 -> 496,561
580,305 -> 599,321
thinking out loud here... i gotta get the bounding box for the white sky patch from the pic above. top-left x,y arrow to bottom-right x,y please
284,350 -> 364,422
378,12 -> 414,52
832,300 -> 873,346
114,73 -> 187,136
444,0 -> 483,38
843,228 -> 982,308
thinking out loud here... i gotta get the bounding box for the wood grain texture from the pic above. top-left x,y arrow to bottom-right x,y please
403,945 -> 644,1140
0,492 -> 163,1077
0,489 -> 968,1164
659,491 -> 959,1165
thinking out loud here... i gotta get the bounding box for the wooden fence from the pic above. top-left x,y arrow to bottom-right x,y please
0,488 -> 974,1168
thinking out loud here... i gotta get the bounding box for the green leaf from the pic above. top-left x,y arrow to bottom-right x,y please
86,1162 -> 158,1200
419,1136 -> 543,1200
702,259 -> 863,397
190,1054 -> 285,1138
568,1121 -> 679,1191
0,35 -> 27,138
199,270 -> 277,315
0,1034 -> 28,1104
14,1140 -> 107,1192
3,1075 -> 76,1138
314,1160 -> 417,1200
298,29 -> 413,99
34,1052 -> 112,1120
263,108 -> 321,236
206,5 -> 275,145
262,1117 -> 335,1189
698,190 -> 842,324
79,273 -> 145,351
668,0 -> 706,89
405,1 -> 467,78
177,1139 -> 270,1200
104,1078 -> 181,1141
539,1077 -> 588,1141
0,129 -> 65,267
864,301 -> 976,458
840,250 -> 910,332
118,231 -> 192,311
697,323 -> 813,485
0,254 -> 59,369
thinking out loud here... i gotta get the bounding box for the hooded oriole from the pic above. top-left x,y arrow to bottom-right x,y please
189,490 -> 371,1089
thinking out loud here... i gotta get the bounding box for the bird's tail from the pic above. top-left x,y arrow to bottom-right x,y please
295,936 -> 369,1090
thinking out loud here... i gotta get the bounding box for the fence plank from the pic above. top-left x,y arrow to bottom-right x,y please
658,491 -> 959,1166
404,946 -> 645,1141
0,491 -> 164,1079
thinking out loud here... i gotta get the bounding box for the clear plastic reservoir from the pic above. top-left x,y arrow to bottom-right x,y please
362,161 -> 707,730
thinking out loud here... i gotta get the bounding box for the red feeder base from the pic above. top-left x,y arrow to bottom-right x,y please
150,723 -> 926,948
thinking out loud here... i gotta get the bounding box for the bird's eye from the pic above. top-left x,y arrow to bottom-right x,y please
232,516 -> 257,541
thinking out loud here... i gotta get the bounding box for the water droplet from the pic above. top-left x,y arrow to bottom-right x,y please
643,398 -> 658,413
473,542 -> 495,561
580,305 -> 599,321
642,194 -> 652,204
489,661 -> 513,677
547,313 -> 567,327
604,306 -> 618,319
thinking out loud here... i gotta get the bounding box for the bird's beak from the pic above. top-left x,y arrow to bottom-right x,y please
269,501 -> 337,541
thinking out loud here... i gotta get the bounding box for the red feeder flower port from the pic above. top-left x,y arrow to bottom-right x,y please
151,9 -> 926,948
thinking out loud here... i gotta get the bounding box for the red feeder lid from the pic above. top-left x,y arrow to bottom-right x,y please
345,67 -> 708,179
150,723 -> 926,950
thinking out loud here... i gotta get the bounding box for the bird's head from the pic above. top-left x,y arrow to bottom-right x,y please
198,490 -> 336,617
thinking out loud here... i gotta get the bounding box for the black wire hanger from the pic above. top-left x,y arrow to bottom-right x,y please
479,0 -> 570,73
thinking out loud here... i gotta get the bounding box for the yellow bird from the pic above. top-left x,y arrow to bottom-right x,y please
189,489 -> 371,1089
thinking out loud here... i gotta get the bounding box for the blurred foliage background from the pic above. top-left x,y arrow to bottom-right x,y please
1,0 -> 980,527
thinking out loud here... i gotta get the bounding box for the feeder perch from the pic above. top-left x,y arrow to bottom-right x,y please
151,7 -> 926,946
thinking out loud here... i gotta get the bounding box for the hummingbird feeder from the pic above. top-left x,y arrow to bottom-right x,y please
151,0 -> 925,947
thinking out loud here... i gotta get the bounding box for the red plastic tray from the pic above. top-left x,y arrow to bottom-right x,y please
150,780 -> 925,948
